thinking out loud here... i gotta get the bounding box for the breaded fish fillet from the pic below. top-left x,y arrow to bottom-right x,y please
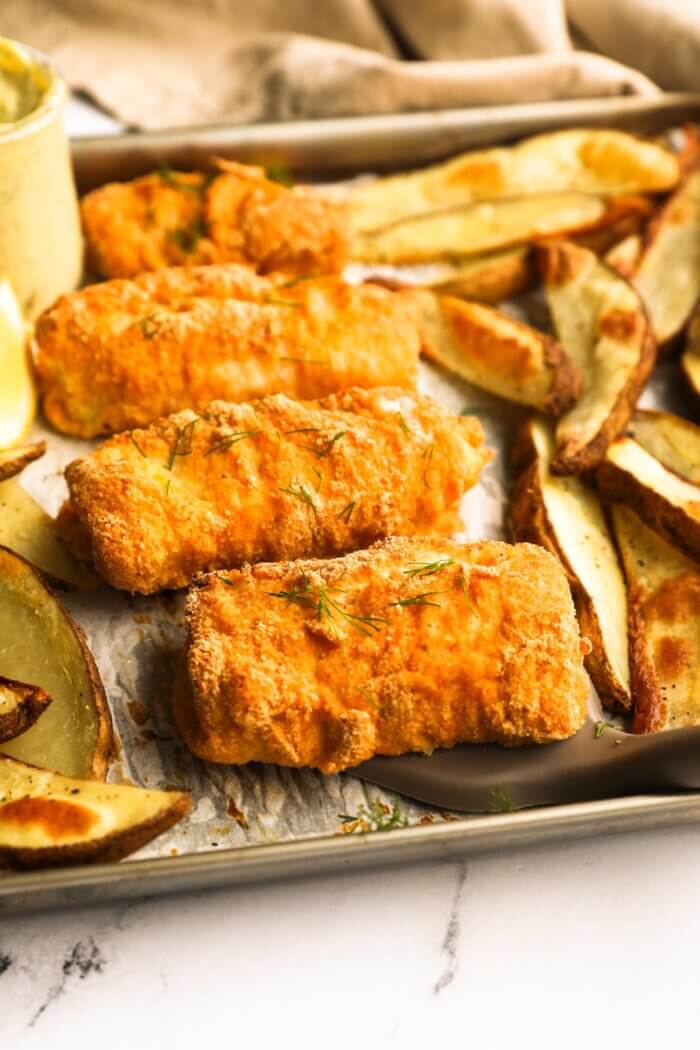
35,267 -> 420,438
174,537 -> 589,772
61,389 -> 491,594
80,160 -> 349,279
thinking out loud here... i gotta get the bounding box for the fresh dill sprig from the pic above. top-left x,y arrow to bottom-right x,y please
337,499 -> 357,524
279,482 -> 318,517
280,356 -> 331,366
169,221 -> 205,253
489,786 -> 514,813
284,427 -> 323,435
269,574 -> 387,638
398,414 -> 412,437
422,443 -> 435,487
403,559 -> 455,578
205,430 -> 261,455
216,574 -> 238,587
165,418 -> 198,472
311,465 -> 323,492
594,720 -> 616,739
297,430 -> 347,459
339,799 -> 408,833
128,432 -> 147,458
457,568 -> 480,618
389,588 -> 452,609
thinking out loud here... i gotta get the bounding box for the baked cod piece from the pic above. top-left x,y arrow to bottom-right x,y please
34,267 -> 420,438
61,389 -> 491,594
174,537 -> 590,773
80,160 -> 349,279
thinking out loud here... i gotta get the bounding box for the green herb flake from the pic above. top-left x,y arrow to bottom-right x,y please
128,432 -> 147,458
339,798 -> 408,833
205,430 -> 261,456
165,418 -> 198,472
594,720 -> 616,739
422,443 -> 435,488
139,314 -> 160,339
158,165 -> 215,197
298,430 -> 347,459
398,414 -> 412,437
337,500 -> 356,524
266,163 -> 294,186
389,588 -> 452,609
489,786 -> 514,813
269,574 -> 388,638
216,574 -> 238,588
279,482 -> 318,517
403,559 -> 455,578
264,297 -> 301,309
280,274 -> 316,289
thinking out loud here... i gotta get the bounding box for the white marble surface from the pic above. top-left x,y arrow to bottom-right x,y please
3,96 -> 699,1050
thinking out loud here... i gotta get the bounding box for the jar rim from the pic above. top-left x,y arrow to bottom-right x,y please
0,39 -> 66,144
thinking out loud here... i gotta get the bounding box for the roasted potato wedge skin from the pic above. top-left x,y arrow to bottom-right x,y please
598,437 -> 700,562
535,241 -> 656,475
0,545 -> 113,779
428,246 -> 534,303
0,676 -> 52,744
611,503 -> 700,734
634,168 -> 700,354
509,418 -> 631,710
628,409 -> 700,485
0,442 -> 45,482
410,290 -> 580,415
0,755 -> 190,870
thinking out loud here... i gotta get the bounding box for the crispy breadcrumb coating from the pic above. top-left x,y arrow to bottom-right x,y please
34,266 -> 420,438
61,389 -> 491,594
80,160 -> 349,279
174,537 -> 589,772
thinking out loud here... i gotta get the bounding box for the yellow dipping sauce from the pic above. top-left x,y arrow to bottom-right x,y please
0,38 -> 82,319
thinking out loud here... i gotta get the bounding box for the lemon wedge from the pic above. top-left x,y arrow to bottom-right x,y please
0,279 -> 35,448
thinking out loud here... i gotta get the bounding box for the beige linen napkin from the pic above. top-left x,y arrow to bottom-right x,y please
2,0 -> 679,130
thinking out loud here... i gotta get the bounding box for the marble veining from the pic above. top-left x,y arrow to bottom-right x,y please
433,861 -> 467,995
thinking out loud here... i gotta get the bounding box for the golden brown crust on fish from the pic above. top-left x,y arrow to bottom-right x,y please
174,537 -> 590,773
81,160 -> 349,279
34,267 -> 420,438
63,388 -> 491,594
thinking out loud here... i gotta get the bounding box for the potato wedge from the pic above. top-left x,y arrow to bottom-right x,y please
628,409 -> 700,484
598,436 -> 700,561
348,128 -> 679,233
510,417 -> 630,709
0,754 -> 190,870
352,193 -> 650,266
0,441 -> 45,482
0,546 -> 112,778
0,676 -> 52,744
610,503 -> 700,734
634,168 -> 700,352
410,290 -> 580,415
604,234 -> 642,279
0,478 -> 99,588
536,241 -> 656,474
681,301 -> 700,398
360,246 -> 533,304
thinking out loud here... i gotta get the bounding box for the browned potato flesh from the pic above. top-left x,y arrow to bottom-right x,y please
510,417 -> 630,709
536,241 -> 656,474
0,546 -> 112,778
348,128 -> 678,233
597,436 -> 700,562
0,754 -> 190,870
0,676 -> 52,744
611,503 -> 700,734
0,442 -> 45,482
175,537 -> 590,774
410,290 -> 580,415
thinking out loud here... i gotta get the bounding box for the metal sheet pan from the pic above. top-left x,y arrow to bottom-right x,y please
3,93 -> 700,915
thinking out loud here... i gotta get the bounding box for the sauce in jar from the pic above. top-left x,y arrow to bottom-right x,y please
0,38 -> 82,319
